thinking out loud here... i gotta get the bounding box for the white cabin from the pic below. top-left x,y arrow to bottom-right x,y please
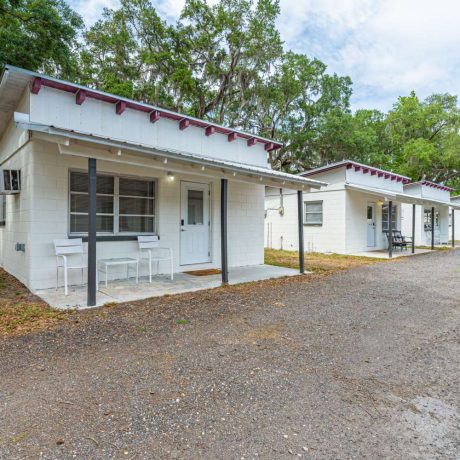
401,182 -> 454,246
0,65 -> 324,307
265,160 -> 414,255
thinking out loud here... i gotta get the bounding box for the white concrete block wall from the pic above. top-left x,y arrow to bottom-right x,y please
0,140 -> 266,291
264,188 -> 347,253
345,191 -> 402,253
0,144 -> 33,285
227,181 -> 265,267
30,86 -> 269,169
401,203 -> 450,245
346,168 -> 405,193
401,204 -> 423,245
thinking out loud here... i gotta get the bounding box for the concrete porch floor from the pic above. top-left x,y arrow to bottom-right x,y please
351,248 -> 434,259
35,264 -> 301,310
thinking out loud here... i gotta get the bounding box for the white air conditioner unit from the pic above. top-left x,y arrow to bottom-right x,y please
0,169 -> 21,194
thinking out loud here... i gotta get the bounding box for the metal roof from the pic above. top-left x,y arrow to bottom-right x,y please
403,180 -> 453,192
0,65 -> 282,151
17,119 -> 326,190
300,160 -> 411,183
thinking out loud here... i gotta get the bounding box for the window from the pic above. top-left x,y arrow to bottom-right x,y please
0,195 -> 5,226
304,201 -> 323,225
69,171 -> 155,235
187,190 -> 204,225
382,203 -> 397,232
424,209 -> 439,231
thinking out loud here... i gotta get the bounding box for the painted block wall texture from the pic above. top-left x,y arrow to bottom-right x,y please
30,87 -> 269,169
2,141 -> 266,290
264,189 -> 347,253
0,143 -> 33,285
401,203 -> 450,245
345,191 -> 401,253
346,168 -> 405,193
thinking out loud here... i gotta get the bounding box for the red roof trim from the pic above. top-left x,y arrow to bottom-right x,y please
76,89 -> 86,105
34,77 -> 282,150
31,77 -> 42,94
228,132 -> 237,142
205,126 -> 216,136
420,180 -> 453,191
149,110 -> 161,123
115,100 -> 126,115
302,160 -> 410,182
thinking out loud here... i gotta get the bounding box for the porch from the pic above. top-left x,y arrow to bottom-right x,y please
35,264 -> 300,309
351,248 -> 434,259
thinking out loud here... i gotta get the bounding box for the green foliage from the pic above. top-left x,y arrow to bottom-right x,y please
0,0 -> 83,77
1,0 -> 458,191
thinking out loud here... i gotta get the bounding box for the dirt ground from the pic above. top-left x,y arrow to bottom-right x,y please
0,250 -> 459,459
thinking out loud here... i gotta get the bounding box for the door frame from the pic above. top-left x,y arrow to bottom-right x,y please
367,201 -> 376,247
179,180 -> 212,266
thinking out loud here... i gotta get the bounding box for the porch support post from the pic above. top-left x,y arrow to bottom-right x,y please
297,190 -> 305,273
388,200 -> 393,258
411,203 -> 416,253
452,209 -> 455,247
431,206 -> 435,250
220,178 -> 228,284
87,158 -> 97,307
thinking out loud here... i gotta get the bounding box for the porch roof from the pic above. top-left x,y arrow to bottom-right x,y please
18,118 -> 327,190
345,182 -> 460,209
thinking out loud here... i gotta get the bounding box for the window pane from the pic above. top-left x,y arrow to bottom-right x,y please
188,190 -> 204,225
70,172 -> 87,193
70,214 -> 114,233
119,178 -> 154,197
119,197 -> 154,215
70,173 -> 114,194
119,216 -> 154,233
305,202 -> 322,213
367,206 -> 373,219
305,213 -> 322,223
97,175 -> 114,194
71,194 -> 114,214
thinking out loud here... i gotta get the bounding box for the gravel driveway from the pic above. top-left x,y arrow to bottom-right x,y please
0,250 -> 459,459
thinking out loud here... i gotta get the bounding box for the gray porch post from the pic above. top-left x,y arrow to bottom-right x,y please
452,209 -> 455,247
411,203 -> 416,253
431,206 -> 435,250
221,178 -> 228,284
388,201 -> 393,258
87,158 -> 97,307
297,190 -> 305,273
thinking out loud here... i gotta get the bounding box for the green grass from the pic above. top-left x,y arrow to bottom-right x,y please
0,303 -> 66,334
176,319 -> 189,325
264,248 -> 387,274
415,245 -> 454,251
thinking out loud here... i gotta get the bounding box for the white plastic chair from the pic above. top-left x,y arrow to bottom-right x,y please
137,235 -> 173,282
54,238 -> 87,296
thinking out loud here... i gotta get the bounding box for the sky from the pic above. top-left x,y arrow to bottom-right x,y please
67,0 -> 460,112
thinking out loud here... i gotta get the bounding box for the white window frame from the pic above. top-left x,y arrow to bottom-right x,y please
304,200 -> 323,226
382,203 -> 397,232
68,170 -> 157,236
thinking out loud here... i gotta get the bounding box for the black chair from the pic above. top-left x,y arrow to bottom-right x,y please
386,230 -> 412,251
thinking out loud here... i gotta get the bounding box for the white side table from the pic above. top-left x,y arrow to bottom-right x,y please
97,258 -> 139,288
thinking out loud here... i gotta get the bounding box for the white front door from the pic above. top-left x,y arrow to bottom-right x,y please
180,181 -> 211,265
367,202 -> 376,247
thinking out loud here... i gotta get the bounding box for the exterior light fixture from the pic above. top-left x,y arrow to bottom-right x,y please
167,172 -> 175,181
163,158 -> 168,164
